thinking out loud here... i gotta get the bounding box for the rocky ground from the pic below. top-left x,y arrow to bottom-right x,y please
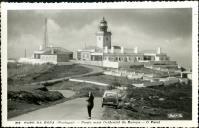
102,82 -> 192,120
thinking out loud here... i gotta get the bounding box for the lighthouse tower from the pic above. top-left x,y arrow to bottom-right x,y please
96,17 -> 112,49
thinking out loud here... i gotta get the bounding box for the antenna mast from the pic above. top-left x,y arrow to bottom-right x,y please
44,18 -> 48,49
24,48 -> 26,58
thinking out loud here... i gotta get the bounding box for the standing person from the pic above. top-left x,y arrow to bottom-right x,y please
86,91 -> 94,119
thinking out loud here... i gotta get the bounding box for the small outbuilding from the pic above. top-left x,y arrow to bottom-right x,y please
33,46 -> 73,64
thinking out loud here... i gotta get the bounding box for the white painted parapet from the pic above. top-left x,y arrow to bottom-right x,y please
18,58 -> 57,65
39,45 -> 43,50
157,47 -> 161,54
103,61 -> 118,68
120,46 -> 124,53
111,46 -> 114,53
134,47 -> 138,53
104,46 -> 108,53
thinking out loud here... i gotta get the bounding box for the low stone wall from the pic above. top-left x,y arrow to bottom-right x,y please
144,60 -> 177,66
74,60 -> 103,67
57,62 -> 74,65
103,70 -> 121,76
18,58 -> 57,65
103,61 -> 119,68
103,69 -> 144,79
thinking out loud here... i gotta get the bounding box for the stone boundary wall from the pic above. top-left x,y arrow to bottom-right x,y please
73,60 -> 103,67
18,58 -> 57,65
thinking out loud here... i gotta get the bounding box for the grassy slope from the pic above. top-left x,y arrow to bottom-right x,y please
8,63 -> 92,86
80,74 -> 142,85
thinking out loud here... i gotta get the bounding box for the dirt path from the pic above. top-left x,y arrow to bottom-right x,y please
9,97 -> 104,120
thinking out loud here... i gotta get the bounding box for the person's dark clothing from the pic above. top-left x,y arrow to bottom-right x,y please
86,93 -> 94,118
87,105 -> 92,118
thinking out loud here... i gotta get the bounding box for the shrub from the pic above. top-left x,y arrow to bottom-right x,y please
8,90 -> 64,105
130,65 -> 144,68
106,85 -> 116,90
126,87 -> 164,100
43,81 -> 63,86
111,81 -> 121,87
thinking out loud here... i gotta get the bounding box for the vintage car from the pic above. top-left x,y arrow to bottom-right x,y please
102,90 -> 119,109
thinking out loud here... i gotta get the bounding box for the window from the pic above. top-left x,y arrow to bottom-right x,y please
69,54 -> 73,59
119,57 -> 121,61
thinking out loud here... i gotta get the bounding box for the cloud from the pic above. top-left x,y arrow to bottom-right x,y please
48,19 -> 61,32
48,19 -> 99,50
8,34 -> 42,58
7,9 -> 192,68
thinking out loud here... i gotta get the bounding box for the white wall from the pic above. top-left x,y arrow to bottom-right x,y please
187,73 -> 192,80
103,61 -> 119,68
96,35 -> 104,49
104,33 -> 111,49
18,58 -> 57,64
96,32 -> 111,49
75,60 -> 103,67
41,55 -> 57,63
118,62 -> 134,68
81,52 -> 91,61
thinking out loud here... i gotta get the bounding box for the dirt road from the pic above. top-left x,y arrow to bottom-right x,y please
9,97 -> 104,121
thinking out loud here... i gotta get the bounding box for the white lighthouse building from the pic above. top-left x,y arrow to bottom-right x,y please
76,17 -> 178,69
96,17 -> 112,49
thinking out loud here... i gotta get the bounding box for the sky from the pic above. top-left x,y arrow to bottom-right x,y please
7,9 -> 192,68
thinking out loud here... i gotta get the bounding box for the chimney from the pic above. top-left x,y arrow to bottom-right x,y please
51,48 -> 54,54
134,47 -> 138,54
120,46 -> 124,53
157,47 -> 161,54
39,45 -> 43,50
50,45 -> 54,54
104,46 -> 108,53
111,46 -> 114,53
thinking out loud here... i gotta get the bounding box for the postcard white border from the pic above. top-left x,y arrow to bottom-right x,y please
1,2 -> 198,127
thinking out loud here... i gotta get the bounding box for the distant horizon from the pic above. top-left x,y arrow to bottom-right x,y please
8,9 -> 192,68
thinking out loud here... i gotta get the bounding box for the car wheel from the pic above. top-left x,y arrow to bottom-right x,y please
102,104 -> 103,107
115,105 -> 118,109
